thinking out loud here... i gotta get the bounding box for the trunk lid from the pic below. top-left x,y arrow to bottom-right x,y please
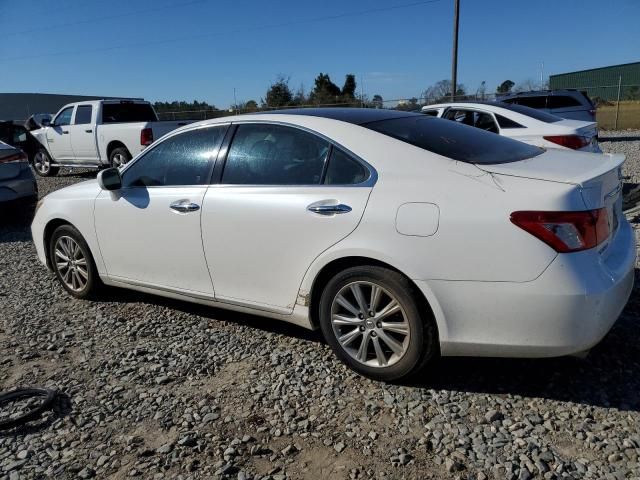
482,149 -> 624,247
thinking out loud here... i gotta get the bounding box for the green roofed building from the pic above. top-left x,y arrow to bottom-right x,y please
549,61 -> 640,101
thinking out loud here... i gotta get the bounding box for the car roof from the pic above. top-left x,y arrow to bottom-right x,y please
498,90 -> 582,97
256,108 -> 421,125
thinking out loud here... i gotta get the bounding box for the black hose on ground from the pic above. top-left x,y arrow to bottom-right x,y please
0,388 -> 58,431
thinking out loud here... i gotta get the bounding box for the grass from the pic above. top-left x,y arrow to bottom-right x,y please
597,101 -> 640,130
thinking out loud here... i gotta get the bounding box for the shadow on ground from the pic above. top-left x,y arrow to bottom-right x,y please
601,136 -> 640,143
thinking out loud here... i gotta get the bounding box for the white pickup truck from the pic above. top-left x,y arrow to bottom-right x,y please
30,99 -> 191,177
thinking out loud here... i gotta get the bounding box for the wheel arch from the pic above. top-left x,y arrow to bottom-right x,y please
42,218 -> 78,270
307,256 -> 443,343
106,141 -> 129,160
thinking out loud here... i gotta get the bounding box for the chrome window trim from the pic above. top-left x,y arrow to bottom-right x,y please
217,120 -> 378,188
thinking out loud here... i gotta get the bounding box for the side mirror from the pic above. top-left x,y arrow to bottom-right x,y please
41,118 -> 51,127
97,167 -> 122,191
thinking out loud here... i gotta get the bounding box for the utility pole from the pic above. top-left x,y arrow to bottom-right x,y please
451,0 -> 460,101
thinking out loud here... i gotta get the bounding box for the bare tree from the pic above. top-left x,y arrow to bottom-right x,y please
514,78 -> 539,93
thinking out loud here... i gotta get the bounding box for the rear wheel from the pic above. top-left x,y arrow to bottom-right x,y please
319,266 -> 437,382
49,225 -> 101,299
109,147 -> 131,168
33,149 -> 59,177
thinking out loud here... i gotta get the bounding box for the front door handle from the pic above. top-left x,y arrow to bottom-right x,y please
170,200 -> 200,213
307,203 -> 352,215
62,130 -> 69,134
85,129 -> 93,133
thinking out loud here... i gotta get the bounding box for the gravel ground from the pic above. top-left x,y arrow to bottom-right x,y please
1,135 -> 640,480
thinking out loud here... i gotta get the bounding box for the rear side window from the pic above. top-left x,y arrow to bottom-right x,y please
513,96 -> 547,109
102,103 -> 158,123
222,124 -> 330,185
548,95 -> 582,109
363,116 -> 543,165
324,148 -> 368,185
495,114 -> 525,129
122,126 -> 224,187
421,109 -> 439,117
74,105 -> 92,125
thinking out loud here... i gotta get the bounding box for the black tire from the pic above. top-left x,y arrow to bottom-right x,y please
32,148 -> 59,177
319,266 -> 438,382
109,147 -> 131,168
49,224 -> 101,299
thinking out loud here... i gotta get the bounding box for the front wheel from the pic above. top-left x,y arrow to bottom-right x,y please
319,266 -> 438,382
33,149 -> 59,177
49,225 -> 101,299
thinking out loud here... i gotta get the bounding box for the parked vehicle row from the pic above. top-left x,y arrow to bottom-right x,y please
421,101 -> 600,152
32,109 -> 635,381
29,99 -> 191,177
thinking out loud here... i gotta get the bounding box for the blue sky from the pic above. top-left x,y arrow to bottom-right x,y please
1,0 -> 638,108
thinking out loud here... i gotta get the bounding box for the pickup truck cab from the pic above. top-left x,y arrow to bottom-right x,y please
30,99 -> 190,177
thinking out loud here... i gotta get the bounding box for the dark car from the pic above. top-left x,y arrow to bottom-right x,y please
497,90 -> 596,122
0,141 -> 38,220
0,120 -> 42,162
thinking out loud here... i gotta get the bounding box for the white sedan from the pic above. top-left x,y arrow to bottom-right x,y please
32,109 -> 634,381
421,101 -> 601,152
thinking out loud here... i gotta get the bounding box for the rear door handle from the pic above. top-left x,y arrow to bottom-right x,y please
307,203 -> 352,215
85,129 -> 93,133
170,200 -> 200,213
62,130 -> 69,134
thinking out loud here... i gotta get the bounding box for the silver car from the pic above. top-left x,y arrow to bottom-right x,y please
0,141 -> 38,219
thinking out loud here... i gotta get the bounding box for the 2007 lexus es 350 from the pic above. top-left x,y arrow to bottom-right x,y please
32,109 -> 635,381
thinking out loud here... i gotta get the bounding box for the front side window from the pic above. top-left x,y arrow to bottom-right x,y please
53,107 -> 74,127
421,109 -> 439,117
122,126 -> 225,187
222,124 -> 330,185
74,105 -> 93,125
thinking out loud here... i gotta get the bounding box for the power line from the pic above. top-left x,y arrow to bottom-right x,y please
0,0 -> 444,63
0,0 -> 207,38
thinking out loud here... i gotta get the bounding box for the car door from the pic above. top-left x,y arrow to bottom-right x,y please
94,124 -> 228,296
47,106 -> 75,160
200,122 -> 373,313
67,104 -> 98,162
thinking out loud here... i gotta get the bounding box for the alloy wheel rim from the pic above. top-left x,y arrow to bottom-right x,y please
330,281 -> 410,368
34,152 -> 49,174
54,236 -> 88,292
112,153 -> 126,167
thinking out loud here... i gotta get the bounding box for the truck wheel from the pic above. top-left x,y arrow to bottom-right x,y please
109,147 -> 131,168
33,149 -> 59,177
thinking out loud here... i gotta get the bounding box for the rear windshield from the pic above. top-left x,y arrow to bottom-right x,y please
496,103 -> 562,123
102,103 -> 157,123
363,116 -> 544,165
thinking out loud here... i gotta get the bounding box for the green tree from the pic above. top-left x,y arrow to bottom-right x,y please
309,73 -> 341,104
371,94 -> 384,109
496,80 -> 515,94
264,75 -> 293,107
341,74 -> 357,100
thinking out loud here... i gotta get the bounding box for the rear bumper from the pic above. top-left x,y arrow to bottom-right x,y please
421,219 -> 636,357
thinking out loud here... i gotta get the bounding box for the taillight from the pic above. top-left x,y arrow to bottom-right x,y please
0,151 -> 28,164
543,135 -> 590,150
510,209 -> 609,253
140,128 -> 153,146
